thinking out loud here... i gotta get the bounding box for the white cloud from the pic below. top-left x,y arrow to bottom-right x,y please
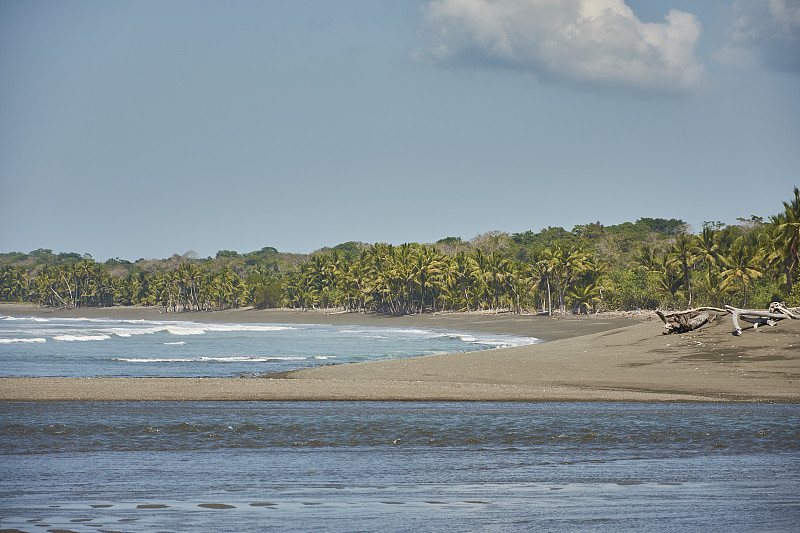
419,0 -> 706,94
716,0 -> 800,72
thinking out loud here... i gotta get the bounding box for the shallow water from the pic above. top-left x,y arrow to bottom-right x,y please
0,315 -> 538,377
1,402 -> 798,532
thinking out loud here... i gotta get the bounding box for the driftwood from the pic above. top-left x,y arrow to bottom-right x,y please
656,307 -> 726,334
657,303 -> 800,336
725,303 -> 800,336
769,302 -> 800,319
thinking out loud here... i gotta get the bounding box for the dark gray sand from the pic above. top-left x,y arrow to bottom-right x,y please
1,305 -> 797,402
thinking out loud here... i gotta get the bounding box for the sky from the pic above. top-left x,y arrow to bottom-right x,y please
1,0 -> 798,261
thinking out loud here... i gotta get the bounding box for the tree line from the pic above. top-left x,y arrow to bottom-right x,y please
2,189 -> 799,315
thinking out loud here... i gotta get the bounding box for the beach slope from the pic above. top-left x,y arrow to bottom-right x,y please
0,306 -> 797,402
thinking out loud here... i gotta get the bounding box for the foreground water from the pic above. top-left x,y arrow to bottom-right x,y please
0,315 -> 538,377
1,402 -> 798,532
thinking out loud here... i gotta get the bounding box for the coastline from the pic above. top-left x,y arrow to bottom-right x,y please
1,303 -> 798,402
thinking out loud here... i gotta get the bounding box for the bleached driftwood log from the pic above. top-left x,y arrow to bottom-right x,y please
725,303 -> 800,336
656,307 -> 726,334
768,302 -> 800,319
656,303 -> 800,337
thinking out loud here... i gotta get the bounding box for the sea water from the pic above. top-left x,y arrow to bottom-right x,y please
1,316 -> 799,531
0,315 -> 538,377
1,402 -> 798,532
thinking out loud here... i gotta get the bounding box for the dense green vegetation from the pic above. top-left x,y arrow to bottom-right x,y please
2,189 -> 798,315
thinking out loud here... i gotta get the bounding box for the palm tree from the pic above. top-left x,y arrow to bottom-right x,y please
74,259 -> 97,307
657,264 -> 684,309
530,248 -> 556,315
697,227 -> 720,276
666,233 -> 700,308
186,264 -> 205,310
551,245 -> 591,314
504,260 -> 530,314
760,218 -> 793,295
352,251 -> 371,311
392,244 -> 416,315
0,268 -> 30,302
634,244 -> 661,271
722,237 -> 763,307
484,252 -> 511,311
286,263 -> 315,310
212,266 -> 237,309
773,187 -> 800,294
59,264 -> 77,308
471,249 -> 492,310
413,246 -> 444,313
94,268 -> 115,307
165,269 -> 181,311
36,266 -> 69,308
568,282 -> 601,314
447,251 -> 480,311
336,261 -> 359,312
697,269 -> 734,308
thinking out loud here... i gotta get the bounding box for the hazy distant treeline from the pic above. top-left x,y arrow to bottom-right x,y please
2,189 -> 799,314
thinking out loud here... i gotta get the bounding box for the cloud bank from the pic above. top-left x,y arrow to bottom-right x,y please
419,0 -> 706,94
716,0 -> 800,73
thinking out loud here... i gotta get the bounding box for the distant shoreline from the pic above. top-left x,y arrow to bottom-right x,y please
0,303 -> 639,339
1,304 -> 797,403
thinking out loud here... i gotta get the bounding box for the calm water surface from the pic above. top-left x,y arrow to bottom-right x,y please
1,402 -> 798,532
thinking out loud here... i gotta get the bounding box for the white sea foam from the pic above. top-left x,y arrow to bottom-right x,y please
2,316 -> 49,322
107,327 -> 159,337
115,356 -> 307,363
165,327 -> 207,336
336,330 -> 387,339
338,327 -> 437,337
0,338 -> 47,344
115,357 -> 192,363
477,336 -> 540,348
201,324 -> 296,332
385,328 -> 438,336
1,315 -> 541,377
148,323 -> 298,336
52,334 -> 111,342
442,332 -> 471,342
430,330 -> 540,349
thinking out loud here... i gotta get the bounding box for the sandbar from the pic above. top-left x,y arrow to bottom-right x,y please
1,304 -> 798,402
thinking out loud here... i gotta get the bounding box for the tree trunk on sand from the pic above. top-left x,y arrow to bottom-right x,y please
656,307 -> 725,334
725,304 -> 800,336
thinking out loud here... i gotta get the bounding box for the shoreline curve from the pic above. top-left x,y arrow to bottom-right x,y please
0,304 -> 797,403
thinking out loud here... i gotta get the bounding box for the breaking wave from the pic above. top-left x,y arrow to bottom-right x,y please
0,314 -> 538,377
52,334 -> 111,342
114,356 -> 312,363
0,338 -> 47,344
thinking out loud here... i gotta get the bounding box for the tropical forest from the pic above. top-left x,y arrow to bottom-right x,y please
2,188 -> 799,316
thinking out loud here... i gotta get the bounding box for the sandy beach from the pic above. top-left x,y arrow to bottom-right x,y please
1,304 -> 798,402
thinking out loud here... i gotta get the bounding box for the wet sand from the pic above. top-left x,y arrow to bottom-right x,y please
1,304 -> 798,402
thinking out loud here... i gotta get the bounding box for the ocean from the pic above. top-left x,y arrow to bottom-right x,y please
1,315 -> 799,531
0,315 -> 538,377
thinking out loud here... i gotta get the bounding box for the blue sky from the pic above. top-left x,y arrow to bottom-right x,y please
1,0 -> 798,261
